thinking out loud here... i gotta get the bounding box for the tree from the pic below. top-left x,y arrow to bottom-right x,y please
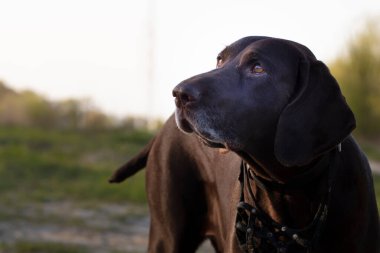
330,19 -> 380,137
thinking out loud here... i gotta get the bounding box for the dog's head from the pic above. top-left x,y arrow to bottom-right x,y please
172,36 -> 355,167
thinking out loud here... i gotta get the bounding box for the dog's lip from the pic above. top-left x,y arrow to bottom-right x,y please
175,108 -> 227,149
175,108 -> 194,133
178,117 -> 194,133
197,135 -> 226,149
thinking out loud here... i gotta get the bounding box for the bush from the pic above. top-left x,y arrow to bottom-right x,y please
330,19 -> 380,137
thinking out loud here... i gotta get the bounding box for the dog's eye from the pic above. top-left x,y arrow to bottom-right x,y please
251,64 -> 265,74
216,56 -> 223,68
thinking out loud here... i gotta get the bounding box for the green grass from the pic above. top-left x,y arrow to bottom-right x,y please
359,138 -> 380,161
0,126 -> 379,252
0,241 -> 89,253
0,126 -> 379,210
0,127 -> 152,204
0,127 -> 379,207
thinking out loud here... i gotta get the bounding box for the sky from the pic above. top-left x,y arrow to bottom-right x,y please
0,0 -> 379,120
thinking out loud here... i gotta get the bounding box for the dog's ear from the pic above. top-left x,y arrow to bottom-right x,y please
274,60 -> 356,167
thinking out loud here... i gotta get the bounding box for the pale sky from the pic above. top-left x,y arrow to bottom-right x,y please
0,0 -> 379,120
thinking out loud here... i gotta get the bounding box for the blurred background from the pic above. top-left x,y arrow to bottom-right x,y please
0,0 -> 379,252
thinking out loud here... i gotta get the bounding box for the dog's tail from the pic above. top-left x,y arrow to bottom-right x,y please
108,136 -> 155,183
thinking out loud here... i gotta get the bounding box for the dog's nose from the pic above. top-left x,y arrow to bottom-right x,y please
172,83 -> 199,108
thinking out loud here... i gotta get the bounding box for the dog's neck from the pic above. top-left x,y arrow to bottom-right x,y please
243,152 -> 328,186
237,146 -> 334,228
237,138 -> 327,184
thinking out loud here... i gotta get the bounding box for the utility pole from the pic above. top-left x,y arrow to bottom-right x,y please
146,0 -> 156,126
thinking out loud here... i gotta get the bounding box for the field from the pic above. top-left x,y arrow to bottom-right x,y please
0,127 -> 379,252
0,127 -> 152,253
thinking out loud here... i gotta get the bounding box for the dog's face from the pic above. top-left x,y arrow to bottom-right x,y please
174,37 -> 303,150
173,37 -> 355,167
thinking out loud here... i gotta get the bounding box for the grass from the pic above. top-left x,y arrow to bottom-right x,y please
0,241 -> 90,253
0,127 -> 150,252
0,241 -> 127,253
360,141 -> 380,161
0,127 -> 152,204
0,127 -> 379,207
0,126 -> 379,253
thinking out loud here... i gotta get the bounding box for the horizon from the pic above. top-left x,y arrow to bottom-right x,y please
0,0 -> 379,120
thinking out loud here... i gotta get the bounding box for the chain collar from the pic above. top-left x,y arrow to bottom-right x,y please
235,147 -> 340,253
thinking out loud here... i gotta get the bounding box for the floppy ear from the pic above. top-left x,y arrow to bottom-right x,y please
274,60 -> 356,167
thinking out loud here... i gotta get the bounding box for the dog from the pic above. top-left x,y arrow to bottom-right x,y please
110,36 -> 379,253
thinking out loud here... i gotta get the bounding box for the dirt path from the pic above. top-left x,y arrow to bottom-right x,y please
0,201 -> 213,253
1,160 -> 378,253
0,201 -> 149,253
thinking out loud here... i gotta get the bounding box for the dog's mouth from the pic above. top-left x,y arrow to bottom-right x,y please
174,108 -> 194,133
197,135 -> 226,149
175,108 -> 226,149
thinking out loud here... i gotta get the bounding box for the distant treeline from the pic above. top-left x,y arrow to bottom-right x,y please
330,19 -> 380,138
1,19 -> 379,137
0,82 -> 161,131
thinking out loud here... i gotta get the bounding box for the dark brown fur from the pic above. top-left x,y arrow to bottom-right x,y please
110,37 -> 380,253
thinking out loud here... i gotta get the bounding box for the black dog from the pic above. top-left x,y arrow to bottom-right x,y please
111,36 -> 379,253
